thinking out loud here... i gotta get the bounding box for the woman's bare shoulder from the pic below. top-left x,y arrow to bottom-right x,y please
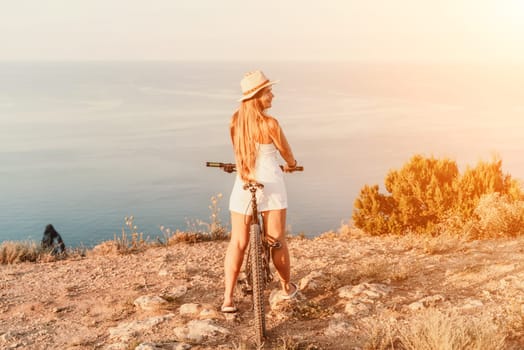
263,115 -> 280,129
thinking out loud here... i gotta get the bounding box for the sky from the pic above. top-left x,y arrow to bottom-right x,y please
1,0 -> 523,62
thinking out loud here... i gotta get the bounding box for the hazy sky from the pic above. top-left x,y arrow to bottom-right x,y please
1,0 -> 523,62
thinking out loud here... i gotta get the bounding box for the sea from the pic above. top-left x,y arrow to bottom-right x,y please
1,61 -> 523,247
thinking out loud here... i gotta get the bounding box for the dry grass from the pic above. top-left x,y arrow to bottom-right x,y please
362,318 -> 398,350
470,193 -> 524,239
502,301 -> 524,345
363,309 -> 506,350
398,309 -> 506,350
273,336 -> 323,350
112,216 -> 149,254
0,240 -> 42,264
158,193 -> 229,246
350,257 -> 410,284
394,231 -> 467,255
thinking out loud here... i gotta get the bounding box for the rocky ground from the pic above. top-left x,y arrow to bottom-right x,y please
1,231 -> 524,349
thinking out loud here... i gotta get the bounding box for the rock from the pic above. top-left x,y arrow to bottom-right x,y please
407,301 -> 425,311
339,283 -> 391,300
344,301 -> 371,317
53,306 -> 68,313
420,294 -> 446,306
184,263 -> 200,274
198,305 -> 221,320
462,298 -> 484,309
179,303 -> 200,316
178,303 -> 220,319
167,285 -> 188,299
173,319 -> 230,343
134,296 -> 169,312
135,342 -> 191,350
136,343 -> 162,350
324,318 -> 352,336
338,285 -> 354,299
299,271 -> 326,291
109,314 -> 174,342
338,283 -> 391,317
104,343 -> 128,350
408,294 -> 446,311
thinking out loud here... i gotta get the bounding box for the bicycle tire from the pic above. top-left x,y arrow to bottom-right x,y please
249,223 -> 266,345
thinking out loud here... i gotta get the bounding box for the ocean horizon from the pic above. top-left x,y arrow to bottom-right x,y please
1,61 -> 523,247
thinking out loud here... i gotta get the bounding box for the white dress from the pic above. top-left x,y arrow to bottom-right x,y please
229,143 -> 287,215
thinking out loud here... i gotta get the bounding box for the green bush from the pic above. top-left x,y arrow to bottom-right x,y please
353,155 -> 523,237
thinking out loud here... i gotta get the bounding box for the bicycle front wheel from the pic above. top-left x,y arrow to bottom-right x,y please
249,222 -> 266,345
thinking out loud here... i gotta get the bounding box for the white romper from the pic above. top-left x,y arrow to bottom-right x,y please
229,143 -> 287,215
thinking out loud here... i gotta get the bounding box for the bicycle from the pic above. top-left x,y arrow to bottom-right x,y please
206,161 -> 303,346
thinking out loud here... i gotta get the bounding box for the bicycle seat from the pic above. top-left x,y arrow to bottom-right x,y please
243,182 -> 264,191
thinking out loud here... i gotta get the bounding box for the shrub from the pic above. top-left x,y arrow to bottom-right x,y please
453,158 -> 522,220
468,192 -> 524,239
353,154 -> 522,237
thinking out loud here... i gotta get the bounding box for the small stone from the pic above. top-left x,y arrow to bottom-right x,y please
199,305 -> 221,320
135,343 -> 161,350
167,285 -> 188,299
363,290 -> 382,299
104,343 -> 128,350
134,342 -> 192,350
344,302 -> 370,317
179,303 -> 200,316
134,296 -> 168,312
422,295 -> 446,306
462,299 -> 483,309
338,285 -> 355,299
408,301 -> 425,311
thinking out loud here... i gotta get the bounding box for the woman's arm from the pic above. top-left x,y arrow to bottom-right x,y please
267,117 -> 297,168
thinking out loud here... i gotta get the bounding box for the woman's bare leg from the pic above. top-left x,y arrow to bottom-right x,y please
223,211 -> 251,307
262,209 -> 296,295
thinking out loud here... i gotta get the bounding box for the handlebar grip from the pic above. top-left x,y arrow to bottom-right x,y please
206,162 -> 223,167
279,165 -> 304,171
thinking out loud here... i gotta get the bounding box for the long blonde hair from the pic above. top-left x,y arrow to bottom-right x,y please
231,93 -> 270,182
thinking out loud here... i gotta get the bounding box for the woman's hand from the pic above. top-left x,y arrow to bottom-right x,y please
283,160 -> 298,173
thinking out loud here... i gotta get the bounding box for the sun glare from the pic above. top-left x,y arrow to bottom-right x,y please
495,0 -> 524,29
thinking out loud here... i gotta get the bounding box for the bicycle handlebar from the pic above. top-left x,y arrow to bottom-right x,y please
206,161 -> 304,172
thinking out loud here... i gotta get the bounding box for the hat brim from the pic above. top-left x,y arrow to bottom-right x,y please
238,80 -> 279,102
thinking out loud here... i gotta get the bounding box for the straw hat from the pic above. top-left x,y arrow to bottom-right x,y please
238,70 -> 279,102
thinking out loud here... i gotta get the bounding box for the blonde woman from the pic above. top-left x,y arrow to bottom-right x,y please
222,70 -> 299,313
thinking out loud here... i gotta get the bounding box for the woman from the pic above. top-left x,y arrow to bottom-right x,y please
222,70 -> 299,313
